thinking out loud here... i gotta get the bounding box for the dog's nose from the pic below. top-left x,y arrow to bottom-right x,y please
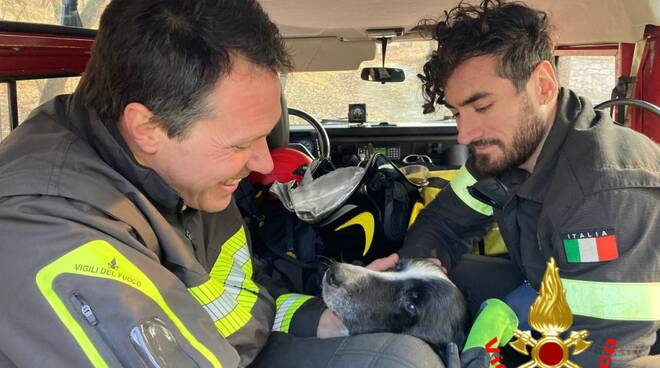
326,270 -> 337,286
325,263 -> 342,287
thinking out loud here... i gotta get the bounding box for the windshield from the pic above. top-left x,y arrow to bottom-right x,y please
283,40 -> 617,125
2,1 -> 110,28
3,3 -> 616,127
283,40 -> 453,124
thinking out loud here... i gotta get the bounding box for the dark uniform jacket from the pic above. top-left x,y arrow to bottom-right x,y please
0,94 -> 325,367
401,88 -> 660,366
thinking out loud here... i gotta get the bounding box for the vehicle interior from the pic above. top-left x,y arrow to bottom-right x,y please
264,0 -> 660,166
2,0 -> 659,164
1,0 -> 659,363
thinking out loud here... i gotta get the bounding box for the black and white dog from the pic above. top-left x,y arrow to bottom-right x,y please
322,258 -> 468,354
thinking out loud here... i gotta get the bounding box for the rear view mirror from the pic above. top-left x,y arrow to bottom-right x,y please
360,67 -> 405,83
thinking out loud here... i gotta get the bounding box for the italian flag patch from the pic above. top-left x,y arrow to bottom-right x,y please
562,228 -> 619,263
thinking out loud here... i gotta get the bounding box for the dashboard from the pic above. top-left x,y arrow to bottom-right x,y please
288,120 -> 468,169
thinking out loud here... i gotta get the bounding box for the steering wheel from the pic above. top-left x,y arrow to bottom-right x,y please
288,107 -> 331,160
594,98 -> 660,126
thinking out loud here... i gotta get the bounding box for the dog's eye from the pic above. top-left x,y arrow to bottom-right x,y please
405,302 -> 417,315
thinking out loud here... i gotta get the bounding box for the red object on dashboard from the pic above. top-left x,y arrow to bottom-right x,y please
249,147 -> 312,186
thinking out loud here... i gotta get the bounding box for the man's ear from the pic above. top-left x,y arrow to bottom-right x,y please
532,60 -> 558,106
121,102 -> 162,155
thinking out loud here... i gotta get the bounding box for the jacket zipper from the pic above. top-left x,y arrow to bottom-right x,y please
72,291 -> 98,326
70,291 -> 127,365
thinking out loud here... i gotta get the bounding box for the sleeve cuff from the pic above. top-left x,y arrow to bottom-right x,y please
272,293 -> 326,337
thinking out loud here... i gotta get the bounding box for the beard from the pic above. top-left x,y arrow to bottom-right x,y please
470,94 -> 547,177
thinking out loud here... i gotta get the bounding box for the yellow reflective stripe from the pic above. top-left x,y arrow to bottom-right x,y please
562,278 -> 660,321
449,165 -> 493,216
189,227 -> 259,337
35,240 -> 222,368
272,293 -> 313,333
335,211 -> 375,256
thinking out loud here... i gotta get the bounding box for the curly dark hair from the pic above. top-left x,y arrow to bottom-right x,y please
77,0 -> 292,138
418,0 -> 554,113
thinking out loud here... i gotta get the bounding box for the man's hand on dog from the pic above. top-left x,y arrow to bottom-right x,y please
445,343 -> 489,368
317,254 -> 447,338
368,253 -> 447,273
317,308 -> 348,338
366,252 -> 399,271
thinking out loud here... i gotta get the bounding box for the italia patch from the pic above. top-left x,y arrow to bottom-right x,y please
562,228 -> 619,263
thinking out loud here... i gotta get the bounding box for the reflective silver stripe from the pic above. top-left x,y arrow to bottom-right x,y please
272,293 -> 313,333
272,296 -> 298,331
188,227 -> 259,337
201,248 -> 250,323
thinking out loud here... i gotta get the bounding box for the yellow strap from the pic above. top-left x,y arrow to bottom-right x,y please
562,278 -> 660,321
449,165 -> 493,216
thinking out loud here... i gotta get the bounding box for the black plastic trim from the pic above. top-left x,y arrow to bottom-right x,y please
0,20 -> 96,37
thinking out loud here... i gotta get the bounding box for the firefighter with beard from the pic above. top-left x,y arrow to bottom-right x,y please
400,1 -> 660,366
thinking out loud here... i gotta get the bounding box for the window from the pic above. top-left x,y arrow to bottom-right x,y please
1,0 -> 109,29
557,56 -> 616,106
0,83 -> 8,141
0,77 -> 80,139
283,40 -> 453,125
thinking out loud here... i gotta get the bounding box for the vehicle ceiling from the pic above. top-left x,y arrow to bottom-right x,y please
259,0 -> 659,44
258,0 -> 659,71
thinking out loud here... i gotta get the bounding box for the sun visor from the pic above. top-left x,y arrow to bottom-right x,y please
284,37 -> 376,72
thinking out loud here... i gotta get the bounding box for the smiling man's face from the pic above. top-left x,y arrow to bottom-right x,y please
444,55 -> 547,176
150,56 -> 281,212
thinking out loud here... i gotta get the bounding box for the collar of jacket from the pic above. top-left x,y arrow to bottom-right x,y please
504,87 -> 597,204
64,93 -> 185,213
